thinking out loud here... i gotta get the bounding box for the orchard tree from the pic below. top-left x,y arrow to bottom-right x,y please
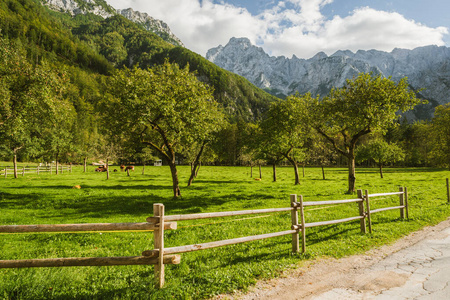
105,61 -> 223,197
0,37 -> 71,177
259,94 -> 313,185
313,73 -> 423,193
306,133 -> 338,180
356,138 -> 405,178
430,103 -> 450,169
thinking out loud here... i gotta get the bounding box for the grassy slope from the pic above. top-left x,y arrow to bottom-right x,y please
0,165 -> 449,299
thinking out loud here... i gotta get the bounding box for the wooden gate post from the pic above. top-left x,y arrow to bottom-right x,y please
357,189 -> 366,233
399,187 -> 405,219
290,194 -> 299,253
153,203 -> 165,288
404,187 -> 409,219
22,167 -> 25,176
106,159 -> 110,180
447,179 -> 449,204
299,195 -> 306,253
365,190 -> 372,234
4,167 -> 7,178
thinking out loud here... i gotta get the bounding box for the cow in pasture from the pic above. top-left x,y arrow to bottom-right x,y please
120,165 -> 125,171
124,166 -> 135,172
95,165 -> 107,172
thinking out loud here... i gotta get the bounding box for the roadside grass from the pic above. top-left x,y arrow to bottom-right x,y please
0,164 -> 449,299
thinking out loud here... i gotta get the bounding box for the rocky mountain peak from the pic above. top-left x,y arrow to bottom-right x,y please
116,8 -> 184,47
41,0 -> 183,47
207,37 -> 450,119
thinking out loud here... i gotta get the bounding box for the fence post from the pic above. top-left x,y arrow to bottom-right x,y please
70,164 -> 72,173
106,159 -> 110,180
399,187 -> 405,219
299,195 -> 306,253
4,167 -> 7,178
357,189 -> 366,233
290,194 -> 299,253
153,203 -> 165,288
22,167 -> 25,176
447,179 -> 449,204
37,165 -> 39,175
365,190 -> 372,234
404,187 -> 409,219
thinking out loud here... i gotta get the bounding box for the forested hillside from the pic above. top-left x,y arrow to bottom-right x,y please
0,0 -> 276,164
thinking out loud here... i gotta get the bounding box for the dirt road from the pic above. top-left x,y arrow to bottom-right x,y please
223,218 -> 450,300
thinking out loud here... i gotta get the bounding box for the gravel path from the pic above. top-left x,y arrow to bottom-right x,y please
216,218 -> 450,300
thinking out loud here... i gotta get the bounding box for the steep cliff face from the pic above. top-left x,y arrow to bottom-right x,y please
207,38 -> 450,118
43,0 -> 114,18
117,8 -> 183,47
41,0 -> 183,46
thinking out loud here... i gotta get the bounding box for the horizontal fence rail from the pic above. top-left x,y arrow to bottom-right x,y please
1,187 -> 409,289
0,222 -> 177,233
0,255 -> 181,268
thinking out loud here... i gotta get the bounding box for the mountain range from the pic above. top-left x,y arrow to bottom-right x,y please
40,0 -> 450,120
207,37 -> 450,119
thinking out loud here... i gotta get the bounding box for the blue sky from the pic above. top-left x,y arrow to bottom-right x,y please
107,0 -> 449,59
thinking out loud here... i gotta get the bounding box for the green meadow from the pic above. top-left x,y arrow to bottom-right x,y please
1,165 -> 449,299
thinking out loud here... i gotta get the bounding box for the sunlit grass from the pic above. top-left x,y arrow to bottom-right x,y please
0,165 -> 449,299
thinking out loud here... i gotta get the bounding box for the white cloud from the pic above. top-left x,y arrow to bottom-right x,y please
106,0 -> 448,59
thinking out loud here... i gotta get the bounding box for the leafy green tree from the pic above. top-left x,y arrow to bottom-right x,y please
430,103 -> 450,169
356,138 -> 405,178
105,61 -> 223,197
0,37 -> 71,177
313,73 -> 423,193
259,94 -> 313,185
306,132 -> 338,180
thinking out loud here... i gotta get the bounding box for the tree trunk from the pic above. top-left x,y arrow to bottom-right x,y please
379,163 -> 383,179
259,165 -> 262,179
142,163 -> 145,175
347,155 -> 356,194
272,163 -> 277,182
293,162 -> 300,185
56,156 -> 59,175
188,142 -> 206,187
302,163 -> 305,177
321,165 -> 326,180
250,166 -> 253,178
195,162 -> 201,177
13,154 -> 17,179
83,157 -> 87,173
169,162 -> 181,197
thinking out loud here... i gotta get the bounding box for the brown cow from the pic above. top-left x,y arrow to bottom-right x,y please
124,166 -> 134,172
95,165 -> 107,172
120,165 -> 125,171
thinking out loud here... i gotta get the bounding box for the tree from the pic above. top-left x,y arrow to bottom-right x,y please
312,73 -> 422,193
259,94 -> 313,185
430,103 -> 450,169
105,61 -> 223,197
306,133 -> 338,180
356,138 -> 405,178
0,37 -> 71,177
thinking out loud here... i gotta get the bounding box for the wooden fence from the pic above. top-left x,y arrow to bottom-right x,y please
1,164 -> 72,177
0,187 -> 408,288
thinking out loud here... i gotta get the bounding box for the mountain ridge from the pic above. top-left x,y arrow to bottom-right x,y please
41,0 -> 183,47
207,37 -> 450,119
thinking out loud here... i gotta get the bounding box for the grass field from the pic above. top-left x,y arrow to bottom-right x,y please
1,164 -> 449,299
